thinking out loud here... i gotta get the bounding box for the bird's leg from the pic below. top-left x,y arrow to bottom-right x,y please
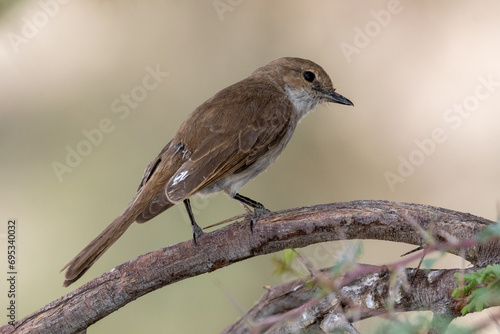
233,193 -> 271,232
183,199 -> 204,243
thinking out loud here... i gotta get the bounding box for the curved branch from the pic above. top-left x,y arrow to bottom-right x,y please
1,200 -> 496,334
222,265 -> 473,334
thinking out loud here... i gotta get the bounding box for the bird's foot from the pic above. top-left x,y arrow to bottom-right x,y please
192,223 -> 205,244
232,193 -> 271,232
184,199 -> 205,244
249,206 -> 271,232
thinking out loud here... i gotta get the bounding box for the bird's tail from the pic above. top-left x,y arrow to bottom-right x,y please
62,143 -> 178,287
61,203 -> 140,287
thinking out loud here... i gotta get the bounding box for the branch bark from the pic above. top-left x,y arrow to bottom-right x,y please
222,265 -> 473,334
1,200 -> 497,334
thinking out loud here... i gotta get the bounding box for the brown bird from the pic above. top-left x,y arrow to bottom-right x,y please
61,57 -> 353,287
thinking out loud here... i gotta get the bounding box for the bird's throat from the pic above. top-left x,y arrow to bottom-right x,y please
284,85 -> 319,121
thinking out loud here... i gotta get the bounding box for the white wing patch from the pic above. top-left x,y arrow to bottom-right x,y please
172,170 -> 189,186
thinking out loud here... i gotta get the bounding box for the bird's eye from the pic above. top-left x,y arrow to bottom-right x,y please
303,71 -> 315,82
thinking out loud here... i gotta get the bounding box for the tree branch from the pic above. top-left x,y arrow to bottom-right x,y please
1,200 -> 497,334
222,265 -> 472,334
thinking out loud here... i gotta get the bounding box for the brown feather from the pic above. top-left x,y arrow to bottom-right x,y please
165,80 -> 293,202
61,57 -> 353,286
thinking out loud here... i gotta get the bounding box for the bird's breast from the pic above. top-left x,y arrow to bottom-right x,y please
198,122 -> 296,198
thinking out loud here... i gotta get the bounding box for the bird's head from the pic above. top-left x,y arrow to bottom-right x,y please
254,57 -> 353,119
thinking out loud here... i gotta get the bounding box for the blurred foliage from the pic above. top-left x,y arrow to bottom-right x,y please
272,248 -> 299,277
453,264 -> 500,315
477,220 -> 500,243
453,221 -> 500,315
373,314 -> 473,334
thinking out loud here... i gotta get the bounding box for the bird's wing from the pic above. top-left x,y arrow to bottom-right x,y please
165,83 -> 293,203
134,140 -> 186,223
137,140 -> 173,191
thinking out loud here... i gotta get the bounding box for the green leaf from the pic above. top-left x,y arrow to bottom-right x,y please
477,221 -> 500,242
282,248 -> 297,265
453,264 -> 500,315
330,241 -> 363,277
422,257 -> 439,269
272,249 -> 298,276
467,287 -> 490,313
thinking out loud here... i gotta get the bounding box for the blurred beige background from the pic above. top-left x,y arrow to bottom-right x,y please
1,0 -> 500,333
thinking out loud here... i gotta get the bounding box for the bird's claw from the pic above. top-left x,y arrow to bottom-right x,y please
192,223 -> 205,244
249,206 -> 271,232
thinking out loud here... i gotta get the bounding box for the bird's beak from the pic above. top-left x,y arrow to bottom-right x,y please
315,86 -> 353,106
324,90 -> 354,106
